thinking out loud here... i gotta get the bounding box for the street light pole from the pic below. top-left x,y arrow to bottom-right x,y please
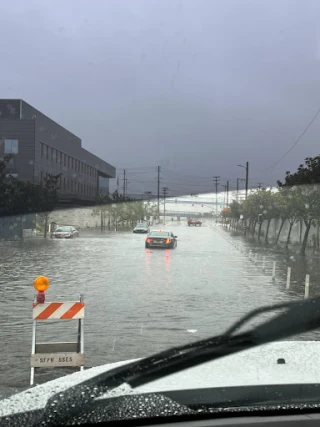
236,178 -> 245,202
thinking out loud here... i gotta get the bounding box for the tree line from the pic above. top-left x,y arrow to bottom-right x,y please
225,155 -> 320,256
91,192 -> 157,230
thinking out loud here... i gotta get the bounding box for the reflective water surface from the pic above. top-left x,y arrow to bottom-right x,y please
0,220 -> 317,398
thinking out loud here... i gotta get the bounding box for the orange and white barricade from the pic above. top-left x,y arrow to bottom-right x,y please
30,276 -> 85,385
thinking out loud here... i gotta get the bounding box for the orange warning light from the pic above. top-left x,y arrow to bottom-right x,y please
34,276 -> 50,292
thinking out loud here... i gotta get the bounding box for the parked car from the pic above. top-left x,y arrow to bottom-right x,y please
145,230 -> 177,249
133,223 -> 150,233
52,226 -> 79,238
188,218 -> 202,226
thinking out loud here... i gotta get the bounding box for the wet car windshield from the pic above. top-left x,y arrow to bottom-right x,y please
2,0 -> 320,423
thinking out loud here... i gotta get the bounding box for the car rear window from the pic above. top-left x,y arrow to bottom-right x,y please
149,231 -> 170,237
55,227 -> 72,232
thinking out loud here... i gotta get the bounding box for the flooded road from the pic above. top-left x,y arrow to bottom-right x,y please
0,220 -> 315,398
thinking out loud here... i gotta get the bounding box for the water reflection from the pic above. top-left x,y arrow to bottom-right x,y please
0,223 -> 315,397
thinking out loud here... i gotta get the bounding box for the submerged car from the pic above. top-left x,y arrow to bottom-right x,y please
133,223 -> 150,233
145,230 -> 177,249
52,226 -> 79,238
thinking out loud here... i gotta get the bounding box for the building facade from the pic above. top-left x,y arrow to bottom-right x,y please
0,99 -> 116,204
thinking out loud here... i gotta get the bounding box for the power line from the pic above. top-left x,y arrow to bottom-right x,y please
161,168 -> 213,180
265,107 -> 320,170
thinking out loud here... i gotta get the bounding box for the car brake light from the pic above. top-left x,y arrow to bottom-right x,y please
147,238 -> 153,243
164,238 -> 171,243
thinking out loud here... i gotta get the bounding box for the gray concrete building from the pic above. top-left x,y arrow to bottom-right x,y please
0,99 -> 116,205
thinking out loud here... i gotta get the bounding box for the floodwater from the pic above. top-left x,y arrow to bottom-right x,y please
0,220 -> 317,398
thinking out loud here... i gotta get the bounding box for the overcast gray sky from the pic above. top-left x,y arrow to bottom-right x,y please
1,0 -> 320,195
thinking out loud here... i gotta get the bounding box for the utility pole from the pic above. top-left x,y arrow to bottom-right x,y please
226,181 -> 229,207
157,166 -> 161,223
245,161 -> 249,200
221,184 -> 227,206
123,169 -> 126,199
162,187 -> 168,225
212,176 -> 220,219
237,161 -> 249,236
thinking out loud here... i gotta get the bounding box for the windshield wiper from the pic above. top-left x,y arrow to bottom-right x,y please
38,297 -> 320,426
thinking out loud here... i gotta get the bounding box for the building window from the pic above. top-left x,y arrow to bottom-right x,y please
40,142 -> 44,157
40,171 -> 43,185
60,152 -> 62,164
4,139 -> 19,154
45,145 -> 48,160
